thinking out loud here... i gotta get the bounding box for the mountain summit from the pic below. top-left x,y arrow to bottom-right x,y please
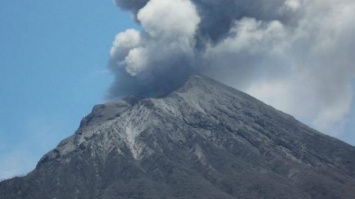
1,75 -> 355,198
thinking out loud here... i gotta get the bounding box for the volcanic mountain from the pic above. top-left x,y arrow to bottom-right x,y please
1,75 -> 355,199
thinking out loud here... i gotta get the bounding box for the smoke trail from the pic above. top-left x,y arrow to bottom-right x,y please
108,0 -> 355,133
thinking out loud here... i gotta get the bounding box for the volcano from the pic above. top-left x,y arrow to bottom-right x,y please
1,75 -> 354,199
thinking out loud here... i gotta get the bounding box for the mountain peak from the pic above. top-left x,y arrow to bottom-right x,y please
171,75 -> 230,94
1,75 -> 355,199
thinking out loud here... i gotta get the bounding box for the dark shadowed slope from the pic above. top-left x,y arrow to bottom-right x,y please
1,75 -> 355,199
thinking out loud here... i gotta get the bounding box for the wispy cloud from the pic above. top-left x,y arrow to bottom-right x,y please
0,116 -> 69,180
0,150 -> 38,181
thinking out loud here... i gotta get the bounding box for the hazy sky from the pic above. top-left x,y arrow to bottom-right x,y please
0,0 -> 354,180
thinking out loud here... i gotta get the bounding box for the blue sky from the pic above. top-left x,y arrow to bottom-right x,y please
0,0 -> 137,180
0,0 -> 354,180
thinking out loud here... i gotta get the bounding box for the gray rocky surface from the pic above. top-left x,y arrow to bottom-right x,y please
1,75 -> 354,199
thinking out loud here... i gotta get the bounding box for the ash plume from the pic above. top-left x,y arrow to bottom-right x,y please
108,0 -> 355,133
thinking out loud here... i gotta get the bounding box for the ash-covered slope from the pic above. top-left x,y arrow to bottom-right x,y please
1,75 -> 355,199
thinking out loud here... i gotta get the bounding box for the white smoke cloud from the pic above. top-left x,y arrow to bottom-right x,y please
284,0 -> 301,11
137,0 -> 200,38
245,0 -> 355,133
109,0 -> 355,134
108,0 -> 200,97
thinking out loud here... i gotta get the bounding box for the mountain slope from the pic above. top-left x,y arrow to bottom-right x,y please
1,75 -> 355,199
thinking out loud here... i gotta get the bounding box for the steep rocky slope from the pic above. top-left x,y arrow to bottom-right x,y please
1,75 -> 355,199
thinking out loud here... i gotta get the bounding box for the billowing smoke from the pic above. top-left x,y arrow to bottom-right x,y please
108,0 -> 355,134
